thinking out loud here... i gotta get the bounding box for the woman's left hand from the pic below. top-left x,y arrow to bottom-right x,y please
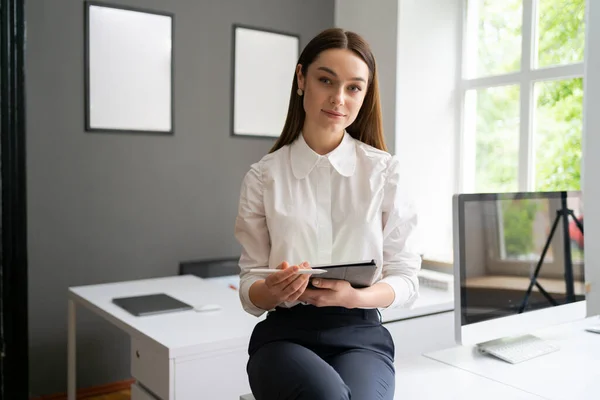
298,278 -> 359,308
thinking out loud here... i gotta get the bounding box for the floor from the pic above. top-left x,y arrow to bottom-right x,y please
87,389 -> 130,400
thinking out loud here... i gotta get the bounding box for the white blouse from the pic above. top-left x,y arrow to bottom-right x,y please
234,131 -> 421,317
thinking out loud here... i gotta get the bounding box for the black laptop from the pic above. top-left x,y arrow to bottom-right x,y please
112,293 -> 193,316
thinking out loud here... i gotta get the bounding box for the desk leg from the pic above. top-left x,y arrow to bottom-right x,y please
68,299 -> 76,400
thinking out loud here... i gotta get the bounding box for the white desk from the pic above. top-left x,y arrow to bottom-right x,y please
67,275 -> 455,400
394,354 -> 543,399
425,317 -> 600,400
382,285 -> 454,322
68,275 -> 262,400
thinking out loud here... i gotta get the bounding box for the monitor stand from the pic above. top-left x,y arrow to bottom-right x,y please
476,334 -> 559,364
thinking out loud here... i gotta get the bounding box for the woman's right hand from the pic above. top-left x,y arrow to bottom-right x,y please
264,261 -> 311,303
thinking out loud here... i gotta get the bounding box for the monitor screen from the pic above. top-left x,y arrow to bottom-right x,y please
456,191 -> 585,327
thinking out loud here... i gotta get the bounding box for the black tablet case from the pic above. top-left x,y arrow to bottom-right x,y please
313,260 -> 378,288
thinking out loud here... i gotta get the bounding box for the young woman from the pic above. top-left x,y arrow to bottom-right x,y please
234,28 -> 421,400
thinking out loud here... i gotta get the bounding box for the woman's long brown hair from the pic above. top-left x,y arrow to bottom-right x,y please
269,28 -> 387,153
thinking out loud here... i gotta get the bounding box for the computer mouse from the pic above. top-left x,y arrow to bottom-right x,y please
194,304 -> 222,312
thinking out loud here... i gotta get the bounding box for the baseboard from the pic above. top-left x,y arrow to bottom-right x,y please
30,378 -> 135,400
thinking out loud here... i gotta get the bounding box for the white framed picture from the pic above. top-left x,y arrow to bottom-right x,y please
85,2 -> 174,134
231,24 -> 299,138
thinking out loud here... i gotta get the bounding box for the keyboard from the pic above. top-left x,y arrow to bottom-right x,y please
586,325 -> 600,334
477,334 -> 559,364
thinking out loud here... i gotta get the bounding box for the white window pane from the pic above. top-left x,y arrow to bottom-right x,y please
464,85 -> 520,193
535,0 -> 585,69
465,0 -> 522,78
499,198 -> 554,262
533,78 -> 583,191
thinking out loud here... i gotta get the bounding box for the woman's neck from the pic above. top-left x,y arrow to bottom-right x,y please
302,121 -> 344,155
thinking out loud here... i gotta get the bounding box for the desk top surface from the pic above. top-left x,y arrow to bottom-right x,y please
69,275 -> 454,357
425,317 -> 600,400
70,275 -> 260,356
395,354 -> 544,399
382,285 -> 454,321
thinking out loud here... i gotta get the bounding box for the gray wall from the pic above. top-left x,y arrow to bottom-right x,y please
583,0 -> 600,316
26,0 -> 334,396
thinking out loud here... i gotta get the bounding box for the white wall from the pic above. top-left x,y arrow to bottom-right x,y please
334,0 -> 399,153
583,0 -> 600,316
395,0 -> 462,261
335,0 -> 461,261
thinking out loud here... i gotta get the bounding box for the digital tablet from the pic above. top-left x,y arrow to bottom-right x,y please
112,293 -> 193,317
310,259 -> 378,288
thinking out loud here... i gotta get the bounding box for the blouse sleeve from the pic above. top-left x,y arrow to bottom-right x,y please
234,162 -> 271,317
378,155 -> 422,308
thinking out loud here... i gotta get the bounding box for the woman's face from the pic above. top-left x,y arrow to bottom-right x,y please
297,48 -> 370,133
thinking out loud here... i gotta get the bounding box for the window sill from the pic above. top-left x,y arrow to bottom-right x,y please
422,257 -> 453,272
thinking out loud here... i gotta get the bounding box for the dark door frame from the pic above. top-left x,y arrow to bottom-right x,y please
1,0 -> 28,398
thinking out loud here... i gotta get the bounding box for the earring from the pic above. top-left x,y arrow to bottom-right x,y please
297,88 -> 303,96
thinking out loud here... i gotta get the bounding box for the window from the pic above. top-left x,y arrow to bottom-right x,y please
481,195 -> 584,279
417,0 -> 586,265
459,0 -> 585,194
496,198 -> 554,262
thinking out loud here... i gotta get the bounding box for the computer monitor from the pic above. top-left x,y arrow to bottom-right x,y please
453,191 -> 586,346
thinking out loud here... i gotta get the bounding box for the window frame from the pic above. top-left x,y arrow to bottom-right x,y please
457,0 -> 585,194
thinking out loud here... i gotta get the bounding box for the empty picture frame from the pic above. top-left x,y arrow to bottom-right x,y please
85,2 -> 174,134
232,24 -> 300,138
